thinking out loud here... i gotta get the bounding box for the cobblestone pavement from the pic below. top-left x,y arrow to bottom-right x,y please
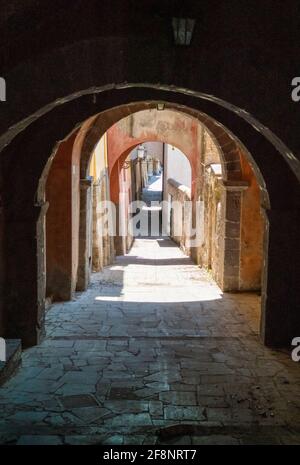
0,237 -> 300,445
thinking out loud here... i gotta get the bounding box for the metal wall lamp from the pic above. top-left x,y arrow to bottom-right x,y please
172,17 -> 196,46
122,161 -> 132,170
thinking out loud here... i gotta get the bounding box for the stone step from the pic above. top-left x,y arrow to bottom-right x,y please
0,339 -> 22,386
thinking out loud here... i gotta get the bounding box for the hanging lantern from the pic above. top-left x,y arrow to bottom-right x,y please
172,17 -> 195,46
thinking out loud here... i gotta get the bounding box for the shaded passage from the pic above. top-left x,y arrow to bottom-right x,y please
0,238 -> 299,445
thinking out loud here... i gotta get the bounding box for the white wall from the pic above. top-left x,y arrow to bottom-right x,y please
165,144 -> 191,188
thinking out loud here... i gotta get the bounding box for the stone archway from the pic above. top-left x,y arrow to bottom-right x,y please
75,105 -> 265,298
0,86 -> 299,348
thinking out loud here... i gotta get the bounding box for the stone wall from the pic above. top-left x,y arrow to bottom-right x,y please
91,175 -> 115,272
198,130 -> 264,292
200,165 -> 224,286
164,127 -> 264,293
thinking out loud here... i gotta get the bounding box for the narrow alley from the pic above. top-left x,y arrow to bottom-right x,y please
0,238 -> 299,445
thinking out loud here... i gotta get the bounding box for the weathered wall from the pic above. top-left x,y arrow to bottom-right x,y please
200,130 -> 264,291
163,124 -> 264,292
197,130 -> 223,282
201,164 -> 223,286
239,153 -> 264,290
107,109 -> 200,197
89,133 -> 114,271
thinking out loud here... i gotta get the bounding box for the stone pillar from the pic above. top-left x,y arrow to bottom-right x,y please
147,158 -> 153,177
37,201 -> 49,342
135,160 -> 142,199
101,175 -> 109,267
114,203 -> 124,256
103,172 -> 116,266
77,179 -> 93,291
115,190 -> 129,256
153,158 -> 161,175
0,193 -> 5,337
220,181 -> 248,291
5,201 -> 48,347
141,160 -> 148,187
91,180 -> 103,272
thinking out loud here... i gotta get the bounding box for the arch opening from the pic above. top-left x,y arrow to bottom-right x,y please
39,103 -> 267,350
0,87 -> 298,350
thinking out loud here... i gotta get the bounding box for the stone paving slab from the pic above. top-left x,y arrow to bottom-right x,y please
0,339 -> 22,387
0,237 -> 299,444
